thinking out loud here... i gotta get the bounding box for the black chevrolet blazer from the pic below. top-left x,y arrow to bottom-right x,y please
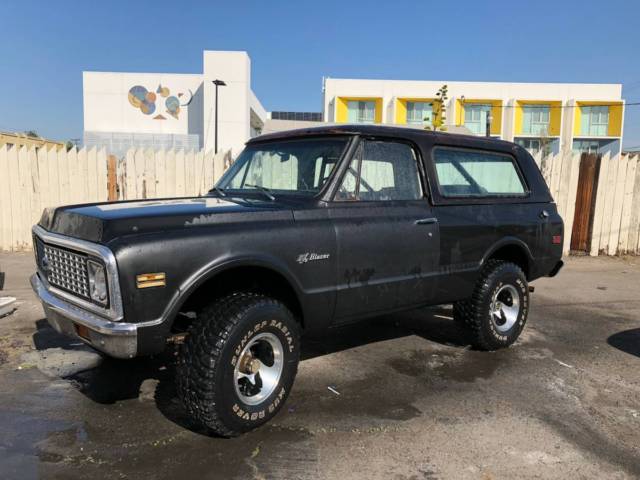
31,125 -> 563,436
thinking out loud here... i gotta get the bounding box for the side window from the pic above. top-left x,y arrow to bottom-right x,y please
433,148 -> 526,197
335,140 -> 422,201
313,155 -> 338,189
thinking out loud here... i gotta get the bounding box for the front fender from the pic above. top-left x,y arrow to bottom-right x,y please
160,253 -> 306,326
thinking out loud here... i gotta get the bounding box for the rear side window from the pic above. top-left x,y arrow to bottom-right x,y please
433,148 -> 526,197
335,140 -> 422,201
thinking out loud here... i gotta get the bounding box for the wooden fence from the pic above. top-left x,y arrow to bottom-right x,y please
534,150 -> 640,256
0,146 -> 230,251
1,144 -> 639,255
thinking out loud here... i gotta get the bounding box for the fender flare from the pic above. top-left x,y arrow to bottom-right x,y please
159,254 -> 306,328
480,236 -> 534,274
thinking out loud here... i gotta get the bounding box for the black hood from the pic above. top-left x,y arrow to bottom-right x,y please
39,196 -> 294,243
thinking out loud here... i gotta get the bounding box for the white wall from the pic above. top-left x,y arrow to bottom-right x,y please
202,51 -> 252,155
83,72 -> 203,135
323,78 -> 623,124
83,50 -> 268,155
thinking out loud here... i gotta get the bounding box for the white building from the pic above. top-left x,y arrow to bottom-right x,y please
83,51 -> 267,156
322,78 -> 625,156
82,51 -> 626,158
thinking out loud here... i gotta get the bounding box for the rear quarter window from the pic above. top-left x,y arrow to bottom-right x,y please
433,147 -> 527,198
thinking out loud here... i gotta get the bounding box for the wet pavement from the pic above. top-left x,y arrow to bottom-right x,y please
1,252 -> 639,479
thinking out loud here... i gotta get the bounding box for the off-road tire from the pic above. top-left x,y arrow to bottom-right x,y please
176,292 -> 300,437
453,260 -> 529,351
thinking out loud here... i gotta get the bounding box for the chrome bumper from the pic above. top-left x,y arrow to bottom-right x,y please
31,273 -> 138,358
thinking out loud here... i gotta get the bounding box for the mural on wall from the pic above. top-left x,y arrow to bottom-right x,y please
128,84 -> 193,120
128,86 -> 156,115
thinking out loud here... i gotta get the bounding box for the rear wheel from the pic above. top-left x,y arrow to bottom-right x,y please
176,292 -> 300,437
453,260 -> 529,351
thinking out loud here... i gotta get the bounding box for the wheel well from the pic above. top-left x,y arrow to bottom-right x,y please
487,244 -> 530,279
175,266 -> 304,331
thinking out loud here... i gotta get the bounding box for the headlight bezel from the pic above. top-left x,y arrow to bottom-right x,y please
87,259 -> 109,307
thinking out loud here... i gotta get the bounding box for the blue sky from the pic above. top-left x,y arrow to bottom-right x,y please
1,0 -> 639,149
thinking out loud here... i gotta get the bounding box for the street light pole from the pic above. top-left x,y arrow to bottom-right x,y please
212,79 -> 226,153
486,111 -> 493,137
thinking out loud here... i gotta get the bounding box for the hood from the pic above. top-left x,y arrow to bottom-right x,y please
39,196 -> 293,243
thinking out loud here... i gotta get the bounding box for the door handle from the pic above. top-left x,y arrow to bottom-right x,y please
415,217 -> 438,225
539,210 -> 549,220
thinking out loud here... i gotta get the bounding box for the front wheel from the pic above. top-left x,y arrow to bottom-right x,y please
453,260 -> 529,351
176,293 -> 300,437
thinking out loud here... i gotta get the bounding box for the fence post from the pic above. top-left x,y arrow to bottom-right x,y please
107,155 -> 117,201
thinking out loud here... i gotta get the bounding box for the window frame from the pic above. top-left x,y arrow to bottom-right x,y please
330,136 -> 427,204
580,105 -> 610,136
406,101 -> 433,126
347,100 -> 376,124
464,104 -> 492,135
515,138 -> 542,155
425,145 -> 531,205
522,105 -> 550,135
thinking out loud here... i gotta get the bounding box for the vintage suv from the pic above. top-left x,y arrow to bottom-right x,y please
31,125 -> 563,436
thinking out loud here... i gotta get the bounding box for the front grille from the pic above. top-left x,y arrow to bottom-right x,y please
41,243 -> 90,299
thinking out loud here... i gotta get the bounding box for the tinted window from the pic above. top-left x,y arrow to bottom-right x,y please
336,140 -> 422,201
433,148 -> 526,197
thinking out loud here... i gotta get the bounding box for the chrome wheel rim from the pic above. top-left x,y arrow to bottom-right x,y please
233,332 -> 283,406
490,284 -> 520,333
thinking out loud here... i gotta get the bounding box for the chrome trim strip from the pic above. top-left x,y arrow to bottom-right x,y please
32,225 -> 124,321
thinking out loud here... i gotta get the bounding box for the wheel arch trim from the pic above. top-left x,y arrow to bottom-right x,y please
159,254 -> 306,328
480,237 -> 534,275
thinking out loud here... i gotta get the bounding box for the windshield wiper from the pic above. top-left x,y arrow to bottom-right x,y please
244,184 -> 276,201
207,186 -> 226,197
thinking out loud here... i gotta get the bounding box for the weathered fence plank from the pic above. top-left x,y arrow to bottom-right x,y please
589,152 -> 610,256
3,146 -> 639,254
165,149 -> 177,198
0,146 -> 12,251
607,153 -> 628,255
175,149 -> 186,197
618,155 -> 638,254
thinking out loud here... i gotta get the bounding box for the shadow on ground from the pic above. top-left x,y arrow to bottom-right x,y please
31,305 -> 471,435
607,328 -> 640,358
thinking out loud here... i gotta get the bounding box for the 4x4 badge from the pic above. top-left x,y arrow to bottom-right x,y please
296,253 -> 330,264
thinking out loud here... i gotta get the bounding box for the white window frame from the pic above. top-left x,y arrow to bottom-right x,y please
582,106 -> 609,136
464,104 -> 492,135
406,101 -> 433,126
516,138 -> 542,154
523,105 -> 550,135
347,100 -> 376,124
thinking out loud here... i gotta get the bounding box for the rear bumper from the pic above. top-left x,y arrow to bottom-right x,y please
31,273 -> 138,359
548,260 -> 564,277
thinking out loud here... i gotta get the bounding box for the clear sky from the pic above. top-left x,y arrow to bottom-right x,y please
1,0 -> 639,149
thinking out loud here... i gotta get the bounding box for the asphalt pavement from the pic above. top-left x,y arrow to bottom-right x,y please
1,252 -> 639,479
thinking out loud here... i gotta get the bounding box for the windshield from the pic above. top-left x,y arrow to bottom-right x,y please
216,137 -> 350,196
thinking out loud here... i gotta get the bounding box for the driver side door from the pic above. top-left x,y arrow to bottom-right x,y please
329,138 -> 440,323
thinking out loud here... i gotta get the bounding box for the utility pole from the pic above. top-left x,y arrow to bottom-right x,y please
212,79 -> 226,153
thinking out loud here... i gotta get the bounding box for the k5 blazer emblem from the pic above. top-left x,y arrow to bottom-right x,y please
296,253 -> 330,264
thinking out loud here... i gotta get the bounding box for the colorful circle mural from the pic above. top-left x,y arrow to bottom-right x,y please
128,85 -> 156,115
128,83 -> 191,119
165,96 -> 180,119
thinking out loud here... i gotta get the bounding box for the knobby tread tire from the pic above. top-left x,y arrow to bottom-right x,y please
176,292 -> 300,437
453,260 -> 529,351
